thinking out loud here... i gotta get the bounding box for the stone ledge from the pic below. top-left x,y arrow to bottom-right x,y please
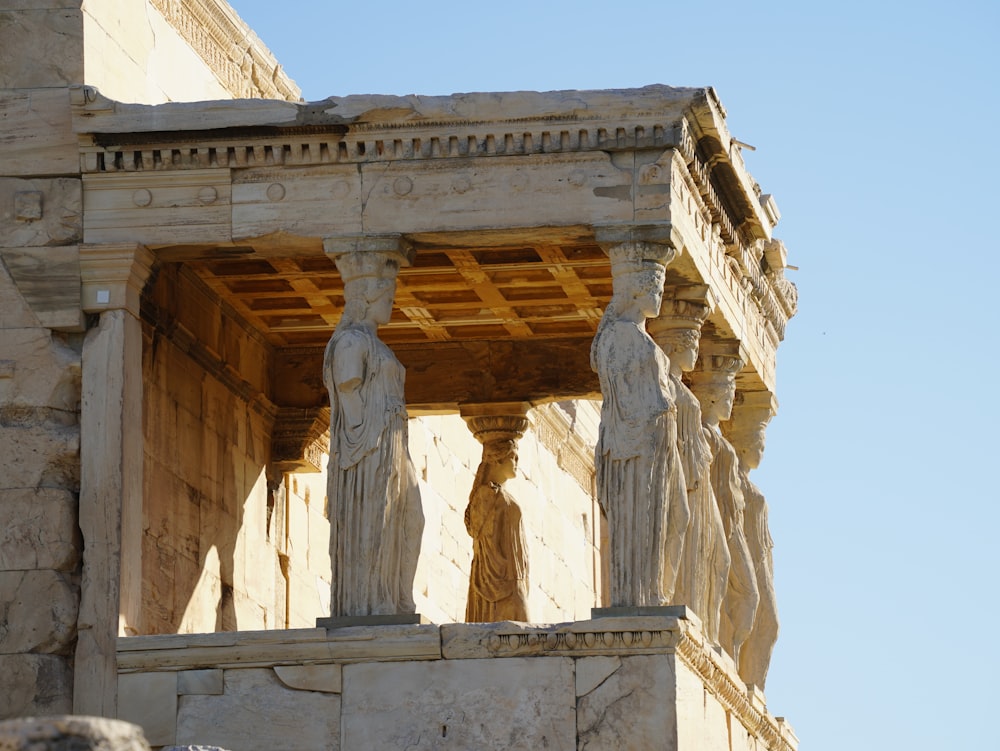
115,617 -> 796,751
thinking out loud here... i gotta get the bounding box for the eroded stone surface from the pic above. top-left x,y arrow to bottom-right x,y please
0,488 -> 79,571
0,9 -> 84,88
576,655 -> 622,697
0,570 -> 77,654
175,668 -> 339,751
0,180 -> 82,247
577,655 -> 677,751
0,654 -> 73,720
341,657 -> 575,750
273,664 -> 341,694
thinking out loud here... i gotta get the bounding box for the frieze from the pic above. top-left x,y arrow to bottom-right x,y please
149,0 -> 299,102
484,627 -> 679,656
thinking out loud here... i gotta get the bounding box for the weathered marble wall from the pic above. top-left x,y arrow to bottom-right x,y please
411,404 -> 602,624
0,0 -> 84,720
141,266 -> 278,634
0,0 -> 299,717
113,615 -> 798,751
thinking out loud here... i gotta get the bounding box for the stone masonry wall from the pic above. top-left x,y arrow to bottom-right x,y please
0,0 -> 85,719
141,265 -> 278,635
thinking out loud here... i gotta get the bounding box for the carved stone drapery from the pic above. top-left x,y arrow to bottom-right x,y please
590,225 -> 689,608
649,286 -> 730,644
688,348 -> 759,671
722,391 -> 779,688
461,404 -> 531,623
323,239 -> 424,617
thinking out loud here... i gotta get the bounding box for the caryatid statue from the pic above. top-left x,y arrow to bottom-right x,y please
590,229 -> 689,608
689,352 -> 759,668
462,408 -> 531,623
323,239 -> 424,617
648,288 -> 730,644
723,393 -> 780,688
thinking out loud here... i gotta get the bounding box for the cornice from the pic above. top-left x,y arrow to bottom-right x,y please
150,0 -> 300,102
675,634 -> 796,751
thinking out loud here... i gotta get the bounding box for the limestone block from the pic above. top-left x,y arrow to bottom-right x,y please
0,89 -> 78,176
177,669 -> 224,696
118,671 -> 178,748
361,152 -> 632,235
82,171 -> 232,246
0,570 -> 77,654
0,654 -> 73,719
0,179 -> 81,246
0,488 -> 80,571
675,658 -> 730,750
341,657 -> 575,750
0,422 -> 79,490
577,655 -> 677,751
273,664 -> 341,693
175,668 -> 339,751
0,9 -> 83,88
0,326 -> 81,411
0,246 -> 83,330
576,655 -> 622,696
231,165 -> 362,241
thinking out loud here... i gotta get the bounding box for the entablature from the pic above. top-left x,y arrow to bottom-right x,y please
71,85 -> 796,413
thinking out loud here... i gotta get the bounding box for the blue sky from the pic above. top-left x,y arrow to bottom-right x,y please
229,1 -> 1000,747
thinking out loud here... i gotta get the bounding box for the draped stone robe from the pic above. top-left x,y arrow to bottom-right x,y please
591,317 -> 688,607
705,426 -> 759,663
324,325 -> 423,617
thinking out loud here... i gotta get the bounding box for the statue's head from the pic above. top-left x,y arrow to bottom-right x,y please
482,438 -> 518,483
607,242 -> 673,320
688,353 -> 744,424
722,395 -> 777,470
335,252 -> 401,327
647,287 -> 713,372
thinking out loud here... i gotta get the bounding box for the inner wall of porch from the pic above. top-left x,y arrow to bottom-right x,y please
136,261 -> 604,635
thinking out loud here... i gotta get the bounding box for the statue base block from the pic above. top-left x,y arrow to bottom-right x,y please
115,616 -> 797,750
316,613 -> 429,630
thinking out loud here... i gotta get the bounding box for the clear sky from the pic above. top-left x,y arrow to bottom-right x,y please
229,1 -> 1000,747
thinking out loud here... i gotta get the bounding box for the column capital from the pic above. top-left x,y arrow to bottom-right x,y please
649,284 -> 716,343
322,234 -> 415,266
79,243 -> 155,316
594,222 -> 683,261
460,402 -> 531,445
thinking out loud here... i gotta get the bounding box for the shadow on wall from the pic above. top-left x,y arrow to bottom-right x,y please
139,264 -> 277,636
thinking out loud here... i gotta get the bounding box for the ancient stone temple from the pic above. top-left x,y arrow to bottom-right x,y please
0,1 -> 799,749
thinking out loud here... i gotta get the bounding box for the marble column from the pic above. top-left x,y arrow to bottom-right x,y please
722,390 -> 780,688
75,243 -> 155,716
460,403 -> 531,623
648,286 -> 730,644
321,235 -> 424,619
590,224 -> 689,608
688,345 -> 760,669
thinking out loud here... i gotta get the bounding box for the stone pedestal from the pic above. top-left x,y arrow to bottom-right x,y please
115,616 -> 797,751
